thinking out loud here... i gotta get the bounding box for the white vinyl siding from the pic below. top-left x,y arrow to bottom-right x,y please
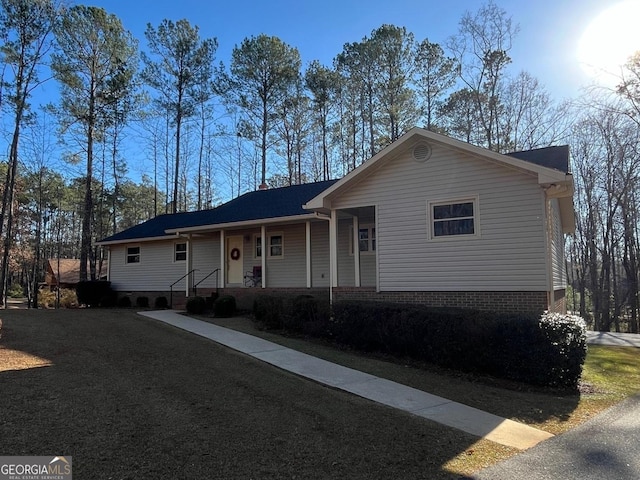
191,235 -> 221,288
311,221 -> 330,287
109,235 -> 222,291
110,241 -> 187,290
236,223 -> 326,288
550,198 -> 566,289
330,143 -> 548,291
337,219 -> 376,287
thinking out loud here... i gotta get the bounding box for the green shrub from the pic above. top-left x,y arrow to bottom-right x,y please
253,295 -> 285,329
186,296 -> 206,314
214,295 -> 236,318
282,295 -> 331,336
136,296 -> 149,308
117,296 -> 132,308
7,283 -> 24,298
330,301 -> 587,389
76,281 -> 113,307
154,296 -> 168,309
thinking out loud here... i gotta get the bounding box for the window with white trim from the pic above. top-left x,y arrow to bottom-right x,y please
351,225 -> 376,254
174,242 -> 187,262
254,233 -> 284,258
126,246 -> 140,264
269,234 -> 283,257
254,235 -> 262,259
429,198 -> 478,239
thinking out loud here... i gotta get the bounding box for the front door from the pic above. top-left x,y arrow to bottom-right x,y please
226,236 -> 243,285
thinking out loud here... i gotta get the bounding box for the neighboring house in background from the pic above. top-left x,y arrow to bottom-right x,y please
97,128 -> 575,313
44,258 -> 107,289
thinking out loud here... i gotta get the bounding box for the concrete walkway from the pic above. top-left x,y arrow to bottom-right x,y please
587,330 -> 640,348
139,310 -> 553,451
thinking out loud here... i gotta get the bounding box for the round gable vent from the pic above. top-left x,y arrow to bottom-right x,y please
412,142 -> 432,162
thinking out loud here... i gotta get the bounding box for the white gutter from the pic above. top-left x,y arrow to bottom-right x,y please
165,213 -> 319,235
96,233 -> 180,246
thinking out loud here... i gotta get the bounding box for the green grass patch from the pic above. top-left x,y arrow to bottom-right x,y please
582,345 -> 640,400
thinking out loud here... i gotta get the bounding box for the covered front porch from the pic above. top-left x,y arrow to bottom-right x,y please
168,205 -> 379,297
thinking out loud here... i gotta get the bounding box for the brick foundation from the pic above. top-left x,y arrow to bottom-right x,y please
552,289 -> 566,314
117,287 -> 551,314
332,288 -> 548,314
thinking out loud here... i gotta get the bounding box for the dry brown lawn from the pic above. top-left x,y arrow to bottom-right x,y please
2,308 -> 638,479
1,308 -> 487,479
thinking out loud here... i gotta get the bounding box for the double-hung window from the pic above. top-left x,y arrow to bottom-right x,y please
126,246 -> 140,264
254,233 -> 284,258
429,198 -> 478,239
174,242 -> 187,262
269,234 -> 283,257
358,226 -> 376,253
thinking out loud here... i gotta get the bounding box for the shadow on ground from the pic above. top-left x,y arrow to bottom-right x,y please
0,309 -> 485,479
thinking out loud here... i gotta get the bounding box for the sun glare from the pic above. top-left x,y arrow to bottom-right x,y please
578,1 -> 640,80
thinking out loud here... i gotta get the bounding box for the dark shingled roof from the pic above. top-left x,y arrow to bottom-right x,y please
99,180 -> 338,243
506,145 -> 570,173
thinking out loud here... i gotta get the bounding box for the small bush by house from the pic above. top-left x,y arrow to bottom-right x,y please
117,296 -> 132,308
136,296 -> 149,308
253,295 -> 285,329
154,296 -> 168,309
214,295 -> 236,318
186,296 -> 206,314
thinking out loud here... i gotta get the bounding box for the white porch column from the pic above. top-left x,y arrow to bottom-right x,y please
220,230 -> 225,287
306,221 -> 312,288
353,216 -> 361,287
329,209 -> 338,289
261,225 -> 266,288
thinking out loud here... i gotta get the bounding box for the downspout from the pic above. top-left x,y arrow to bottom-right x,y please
306,221 -> 312,288
352,215 -> 360,287
261,225 -> 266,288
186,234 -> 192,297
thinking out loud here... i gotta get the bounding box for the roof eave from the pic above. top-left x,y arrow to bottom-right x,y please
165,213 -> 320,235
95,233 -> 180,246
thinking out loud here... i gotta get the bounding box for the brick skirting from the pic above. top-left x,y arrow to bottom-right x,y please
116,287 -> 561,314
332,288 -> 550,314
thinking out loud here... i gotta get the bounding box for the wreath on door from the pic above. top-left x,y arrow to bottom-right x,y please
230,248 -> 241,261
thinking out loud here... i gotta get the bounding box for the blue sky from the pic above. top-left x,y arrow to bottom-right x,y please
79,0 -> 634,100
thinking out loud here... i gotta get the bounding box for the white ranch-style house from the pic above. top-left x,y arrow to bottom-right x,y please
97,128 -> 575,313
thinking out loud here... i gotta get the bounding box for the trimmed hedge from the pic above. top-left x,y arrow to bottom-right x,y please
214,295 -> 236,318
154,296 -> 168,309
136,296 -> 149,308
117,296 -> 132,308
331,301 -> 587,389
186,296 -> 206,314
252,294 -> 331,334
253,295 -> 285,329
